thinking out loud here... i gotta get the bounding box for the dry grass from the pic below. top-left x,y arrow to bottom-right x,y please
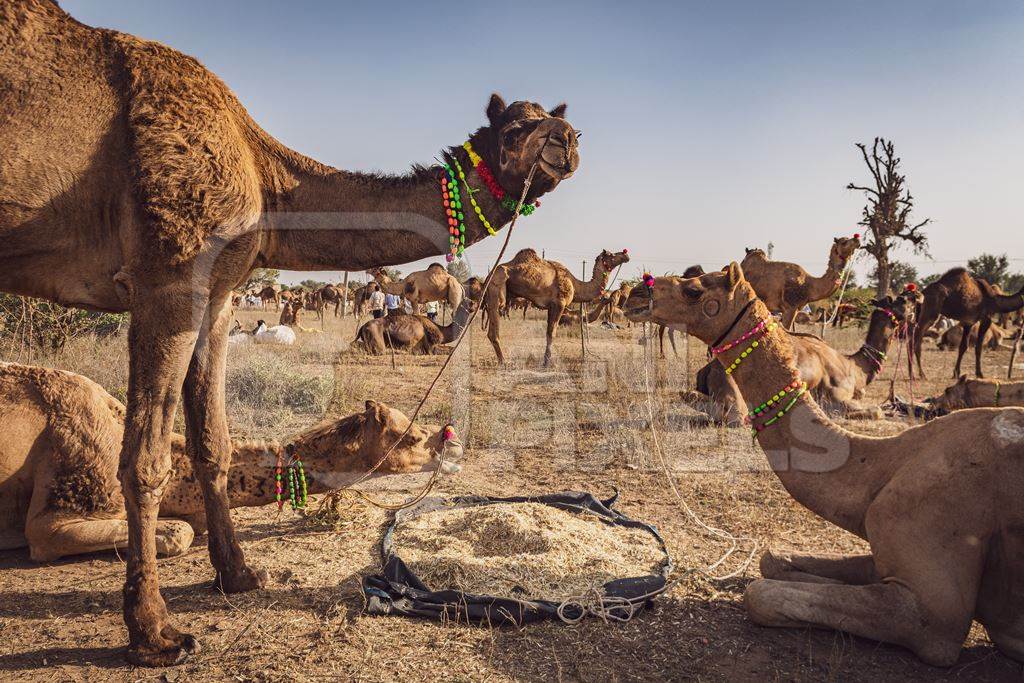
393,501 -> 665,601
1,306 -> 1022,681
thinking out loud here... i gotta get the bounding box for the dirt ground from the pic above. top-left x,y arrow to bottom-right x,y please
1,304 -> 1022,681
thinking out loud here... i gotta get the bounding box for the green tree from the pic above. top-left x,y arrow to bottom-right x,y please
244,268 -> 280,290
967,253 -> 1010,288
847,138 -> 930,297
869,261 -> 917,292
1005,272 -> 1024,293
299,279 -> 328,290
919,272 -> 942,288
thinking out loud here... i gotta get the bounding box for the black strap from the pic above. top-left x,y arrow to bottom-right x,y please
709,299 -> 757,350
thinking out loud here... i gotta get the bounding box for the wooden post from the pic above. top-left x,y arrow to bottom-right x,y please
580,260 -> 587,362
1009,323 -> 1023,380
341,271 -> 349,316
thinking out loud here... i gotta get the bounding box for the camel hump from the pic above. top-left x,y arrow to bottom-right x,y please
113,33 -> 263,263
508,248 -> 541,264
426,263 -> 447,272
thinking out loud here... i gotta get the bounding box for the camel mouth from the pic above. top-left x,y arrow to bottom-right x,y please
538,156 -> 575,180
623,302 -> 652,322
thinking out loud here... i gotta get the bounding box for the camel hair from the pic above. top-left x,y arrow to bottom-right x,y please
0,0 -> 579,665
623,264 -> 1024,667
482,248 -> 630,365
740,235 -> 861,328
369,264 -> 464,314
354,297 -> 477,354
912,267 -> 1024,380
686,293 -> 916,425
0,362 -> 462,562
928,375 -> 1024,413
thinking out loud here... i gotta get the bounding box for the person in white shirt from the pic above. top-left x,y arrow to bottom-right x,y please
368,284 -> 386,319
425,300 -> 439,322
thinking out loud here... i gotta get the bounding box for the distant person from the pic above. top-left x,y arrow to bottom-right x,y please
368,284 -> 385,319
425,300 -> 438,322
385,292 -> 402,317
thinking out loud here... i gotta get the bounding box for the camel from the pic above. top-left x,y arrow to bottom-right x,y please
354,298 -> 477,355
911,267 -> 1024,379
556,296 -> 616,327
936,320 -> 1011,352
315,283 -> 347,317
370,264 -> 464,313
623,264 -> 1024,667
740,235 -> 861,328
686,294 -> 916,423
0,362 -> 462,562
0,1 -> 579,664
482,248 -> 630,365
604,282 -> 633,324
928,375 -> 1024,412
255,285 -> 280,309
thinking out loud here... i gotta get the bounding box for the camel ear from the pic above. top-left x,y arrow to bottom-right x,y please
548,103 -> 567,118
486,94 -> 507,126
834,237 -> 841,243
726,262 -> 743,291
957,374 -> 968,384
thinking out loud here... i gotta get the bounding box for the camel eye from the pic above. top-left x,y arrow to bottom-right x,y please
683,285 -> 703,300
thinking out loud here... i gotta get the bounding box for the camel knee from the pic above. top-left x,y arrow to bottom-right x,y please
758,550 -> 794,580
156,521 -> 195,557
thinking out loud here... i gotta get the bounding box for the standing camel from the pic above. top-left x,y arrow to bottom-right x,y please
369,264 -> 464,313
255,284 -> 280,309
315,283 -> 347,317
624,265 -> 1024,667
482,248 -> 629,365
912,267 -> 1024,379
741,235 -> 861,328
0,1 -> 579,664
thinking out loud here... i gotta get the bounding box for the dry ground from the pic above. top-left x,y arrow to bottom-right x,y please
1,304 -> 1022,681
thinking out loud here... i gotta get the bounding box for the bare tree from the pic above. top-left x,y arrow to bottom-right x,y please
847,138 -> 930,297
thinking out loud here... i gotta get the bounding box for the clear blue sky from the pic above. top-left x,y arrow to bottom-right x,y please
63,0 -> 1024,286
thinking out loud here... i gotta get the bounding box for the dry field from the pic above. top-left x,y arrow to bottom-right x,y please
1,305 -> 1022,681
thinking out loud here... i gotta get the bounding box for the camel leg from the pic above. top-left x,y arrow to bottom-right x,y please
25,513 -> 193,562
759,550 -> 878,585
953,322 -> 971,378
182,292 -> 267,594
120,285 -> 203,666
781,306 -> 798,329
974,317 -> 991,378
543,304 -> 564,367
487,305 -> 505,364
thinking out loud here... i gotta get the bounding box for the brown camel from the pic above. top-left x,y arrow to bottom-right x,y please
0,1 -> 579,664
256,285 -> 280,309
0,362 -> 462,562
354,298 -> 477,355
936,320 -> 1011,352
315,283 -> 347,317
741,235 -> 861,328
483,248 -> 630,365
912,267 -> 1024,379
624,264 -> 1024,667
929,375 -> 1024,412
370,263 -> 464,313
686,294 -> 915,423
604,282 -> 633,324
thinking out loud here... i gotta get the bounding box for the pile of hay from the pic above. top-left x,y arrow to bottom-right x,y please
392,502 -> 664,602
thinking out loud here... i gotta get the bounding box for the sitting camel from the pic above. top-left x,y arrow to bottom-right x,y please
741,235 -> 861,328
0,362 -> 462,561
483,247 -> 630,365
369,264 -> 464,314
936,321 -> 1011,352
686,293 -> 915,423
928,375 -> 1024,413
624,264 -> 1024,667
354,298 -> 476,355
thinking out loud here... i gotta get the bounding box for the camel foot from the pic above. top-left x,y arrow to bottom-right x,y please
214,564 -> 268,594
126,621 -> 199,667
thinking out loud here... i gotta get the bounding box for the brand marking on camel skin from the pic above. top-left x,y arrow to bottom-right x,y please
991,411 -> 1024,448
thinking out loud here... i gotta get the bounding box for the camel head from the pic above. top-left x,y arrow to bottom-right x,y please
622,263 -> 762,345
367,268 -> 390,283
463,277 -> 485,302
829,234 -> 862,271
473,94 -> 580,199
868,293 -> 915,339
594,249 -> 631,273
930,375 -> 971,413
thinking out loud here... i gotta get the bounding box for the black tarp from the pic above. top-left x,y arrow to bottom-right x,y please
362,491 -> 673,626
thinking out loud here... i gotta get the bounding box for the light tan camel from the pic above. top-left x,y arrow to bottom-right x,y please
912,267 -> 1024,379
936,320 -> 1010,352
605,282 -> 633,324
623,264 -> 1024,667
0,362 -> 461,562
686,294 -> 915,423
741,235 -> 861,328
354,298 -> 477,354
369,264 -> 464,313
929,376 -> 1024,412
0,1 -> 578,664
483,248 -> 630,365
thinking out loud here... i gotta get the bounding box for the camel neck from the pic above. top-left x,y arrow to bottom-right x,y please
849,310 -> 897,384
571,263 -> 614,302
713,304 -> 897,536
257,138 -> 517,271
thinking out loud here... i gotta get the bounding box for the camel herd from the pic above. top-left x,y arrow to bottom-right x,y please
1,0 -> 1023,673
